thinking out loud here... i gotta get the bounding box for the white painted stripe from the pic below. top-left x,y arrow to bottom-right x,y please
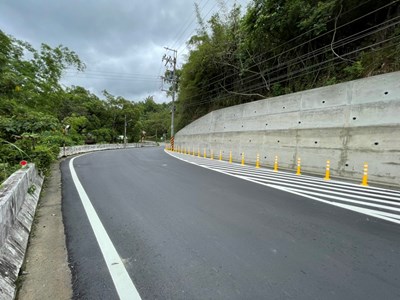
165,151 -> 400,225
171,153 -> 400,204
233,175 -> 400,213
211,167 -> 400,202
276,186 -> 400,216
269,184 -> 400,225
280,186 -> 400,212
69,156 -> 142,300
199,161 -> 400,197
182,153 -> 400,196
231,173 -> 400,205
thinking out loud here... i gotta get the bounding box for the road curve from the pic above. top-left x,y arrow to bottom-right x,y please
61,147 -> 400,299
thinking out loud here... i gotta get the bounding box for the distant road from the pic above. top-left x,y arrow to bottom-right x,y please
61,147 -> 400,299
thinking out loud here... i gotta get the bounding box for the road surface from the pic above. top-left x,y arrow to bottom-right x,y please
61,147 -> 400,299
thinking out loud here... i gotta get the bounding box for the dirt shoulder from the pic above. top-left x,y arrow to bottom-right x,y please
17,162 -> 72,300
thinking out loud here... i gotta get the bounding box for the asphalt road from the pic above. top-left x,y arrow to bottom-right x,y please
61,147 -> 400,299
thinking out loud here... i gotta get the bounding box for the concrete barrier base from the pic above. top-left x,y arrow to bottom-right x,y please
0,166 -> 43,300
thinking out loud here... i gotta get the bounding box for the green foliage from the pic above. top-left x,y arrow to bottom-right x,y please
175,0 -> 400,129
344,61 -> 364,78
0,30 -> 171,183
31,144 -> 58,174
90,128 -> 113,143
27,184 -> 36,195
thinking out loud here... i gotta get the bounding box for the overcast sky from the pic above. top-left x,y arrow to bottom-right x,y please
0,0 -> 250,103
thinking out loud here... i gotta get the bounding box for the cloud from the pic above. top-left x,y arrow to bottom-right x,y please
0,0 -> 250,103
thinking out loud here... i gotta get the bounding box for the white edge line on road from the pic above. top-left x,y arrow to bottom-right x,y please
69,155 -> 142,300
269,184 -> 400,225
168,151 -> 400,195
165,150 -> 400,225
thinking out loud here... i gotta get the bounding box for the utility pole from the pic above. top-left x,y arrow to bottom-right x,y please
161,47 -> 177,150
124,114 -> 127,149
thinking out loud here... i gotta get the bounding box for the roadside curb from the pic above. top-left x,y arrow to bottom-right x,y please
17,162 -> 72,300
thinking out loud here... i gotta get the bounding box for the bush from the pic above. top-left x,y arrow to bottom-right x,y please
0,162 -> 19,183
31,145 -> 58,174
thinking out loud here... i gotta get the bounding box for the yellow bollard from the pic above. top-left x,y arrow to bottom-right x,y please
229,151 -> 232,163
324,160 -> 331,180
296,157 -> 301,175
256,153 -> 260,168
361,162 -> 369,186
211,150 -> 214,160
219,150 -> 222,161
204,148 -> 207,158
198,148 -> 200,157
241,152 -> 245,166
274,156 -> 278,172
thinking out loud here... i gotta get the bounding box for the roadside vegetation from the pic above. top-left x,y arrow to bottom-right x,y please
175,0 -> 400,129
1,0 -> 399,182
0,30 -> 170,182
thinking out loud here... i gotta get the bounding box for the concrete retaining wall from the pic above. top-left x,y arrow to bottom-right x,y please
175,71 -> 400,186
0,165 -> 43,300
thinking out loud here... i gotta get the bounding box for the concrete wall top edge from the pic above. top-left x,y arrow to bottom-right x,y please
177,71 -> 400,137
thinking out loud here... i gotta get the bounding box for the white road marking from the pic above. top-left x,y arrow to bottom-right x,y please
165,150 -> 400,225
269,184 -> 400,225
211,167 -> 400,203
208,164 -> 400,199
199,161 -> 400,197
69,156 -> 142,300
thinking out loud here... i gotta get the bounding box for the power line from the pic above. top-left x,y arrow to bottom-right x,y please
178,0 -> 393,96
176,0 -> 225,55
171,0 -> 212,50
183,36 -> 400,108
62,75 -> 161,82
216,16 -> 400,96
177,2 -> 400,105
64,69 -> 159,78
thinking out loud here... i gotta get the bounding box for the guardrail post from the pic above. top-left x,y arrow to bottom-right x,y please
274,156 -> 278,172
361,162 -> 369,186
296,157 -> 301,175
324,160 -> 331,180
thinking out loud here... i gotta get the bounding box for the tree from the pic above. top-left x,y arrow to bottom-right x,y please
175,0 -> 400,129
